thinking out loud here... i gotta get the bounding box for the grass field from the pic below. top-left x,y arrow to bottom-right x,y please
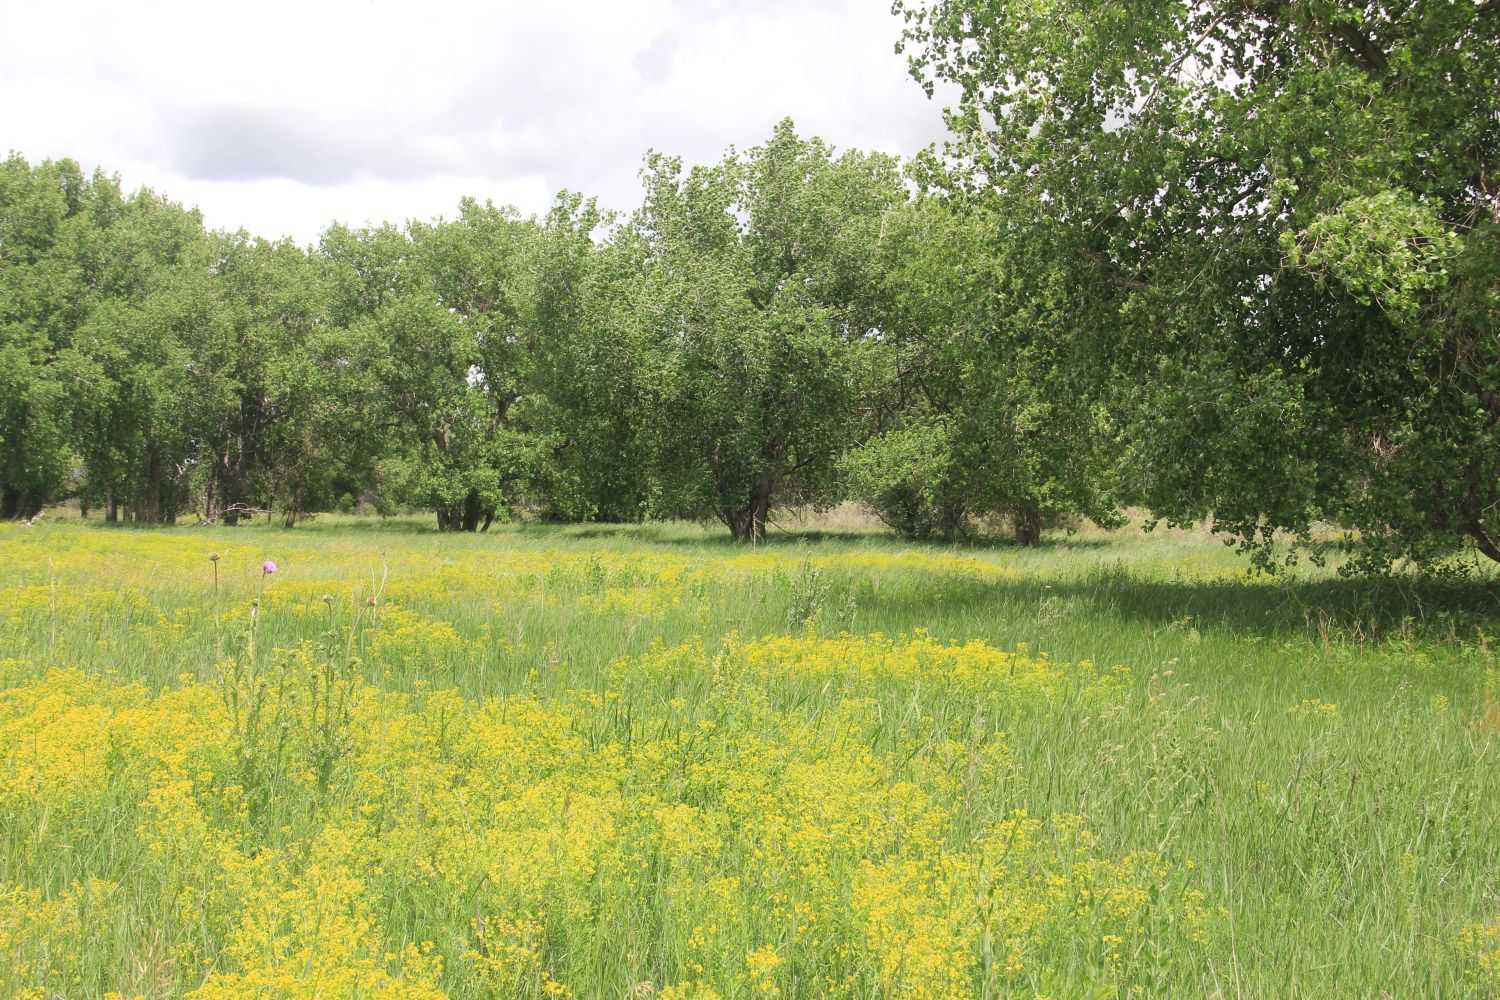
2,515 -> 1498,998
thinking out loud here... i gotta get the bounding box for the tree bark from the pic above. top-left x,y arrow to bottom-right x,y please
724,493 -> 771,543
1013,502 -> 1043,546
1470,520 -> 1500,566
0,488 -> 43,519
140,446 -> 162,524
437,492 -> 490,532
461,491 -> 483,532
213,450 -> 247,526
935,499 -> 966,542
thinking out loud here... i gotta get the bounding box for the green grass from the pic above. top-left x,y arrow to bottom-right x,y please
1,514 -> 1498,998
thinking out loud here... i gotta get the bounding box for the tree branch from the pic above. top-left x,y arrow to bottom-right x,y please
1469,520 -> 1500,565
1328,22 -> 1389,75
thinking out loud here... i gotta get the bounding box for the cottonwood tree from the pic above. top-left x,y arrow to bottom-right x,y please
898,0 -> 1500,569
71,183 -> 209,523
520,194 -> 662,522
844,192 -> 1122,543
631,120 -> 904,541
0,157 -> 101,519
176,234 -> 328,524
338,203 -> 540,531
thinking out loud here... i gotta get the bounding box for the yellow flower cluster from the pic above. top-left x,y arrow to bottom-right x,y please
1286,698 -> 1340,718
726,630 -> 1123,702
0,629 -> 1208,998
0,523 -> 1028,643
0,521 -> 1225,997
1461,918 -> 1500,994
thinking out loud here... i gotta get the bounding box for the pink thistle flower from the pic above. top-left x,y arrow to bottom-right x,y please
262,560 -> 278,575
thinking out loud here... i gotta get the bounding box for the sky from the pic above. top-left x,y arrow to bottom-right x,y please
1,0 -> 953,245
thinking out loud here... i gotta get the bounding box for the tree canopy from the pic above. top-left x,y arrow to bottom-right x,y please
896,0 -> 1500,568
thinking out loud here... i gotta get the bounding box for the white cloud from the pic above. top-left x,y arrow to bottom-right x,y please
0,0 -> 952,244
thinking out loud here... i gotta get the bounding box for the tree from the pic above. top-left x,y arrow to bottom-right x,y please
630,120 -> 905,541
250,242 -> 378,527
331,204 -> 540,532
897,0 -> 1500,569
519,194 -> 661,522
0,156 -> 98,519
169,234 -> 327,525
844,193 -> 1122,543
73,184 -> 209,523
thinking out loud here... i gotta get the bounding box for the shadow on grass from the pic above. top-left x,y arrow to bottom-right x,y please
71,509 -> 1116,553
550,520 -> 1115,553
78,514 -> 444,536
65,512 -> 1498,646
847,563 -> 1500,647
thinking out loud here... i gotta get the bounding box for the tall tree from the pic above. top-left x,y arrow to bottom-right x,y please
73,185 -> 208,522
631,120 -> 904,541
337,203 -> 540,531
844,192 -> 1122,543
180,234 -> 327,524
0,157 -> 98,519
898,0 -> 1500,569
520,194 -> 658,522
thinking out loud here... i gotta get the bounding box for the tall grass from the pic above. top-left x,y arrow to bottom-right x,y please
1,515 -> 1497,998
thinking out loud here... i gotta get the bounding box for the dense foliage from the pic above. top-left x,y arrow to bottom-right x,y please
0,123 -> 1115,543
896,0 -> 1500,569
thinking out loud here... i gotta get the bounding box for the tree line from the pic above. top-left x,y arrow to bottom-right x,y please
0,123 -> 1116,545
3,0 -> 1497,569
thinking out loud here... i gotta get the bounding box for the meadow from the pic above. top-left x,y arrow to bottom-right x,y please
1,515 -> 1498,999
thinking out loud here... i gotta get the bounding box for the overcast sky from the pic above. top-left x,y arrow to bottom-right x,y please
1,0 -> 952,245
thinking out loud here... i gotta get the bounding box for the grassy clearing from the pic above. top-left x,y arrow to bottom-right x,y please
1,515 -> 1498,998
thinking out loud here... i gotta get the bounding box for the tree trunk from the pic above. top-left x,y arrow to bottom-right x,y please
140,446 -> 162,524
722,465 -> 776,543
461,491 -> 483,532
1013,502 -> 1043,546
935,500 -> 966,542
1471,520 -> 1500,566
436,492 -> 487,532
106,490 -> 118,523
1,489 -> 44,521
725,495 -> 770,543
213,451 -> 246,526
